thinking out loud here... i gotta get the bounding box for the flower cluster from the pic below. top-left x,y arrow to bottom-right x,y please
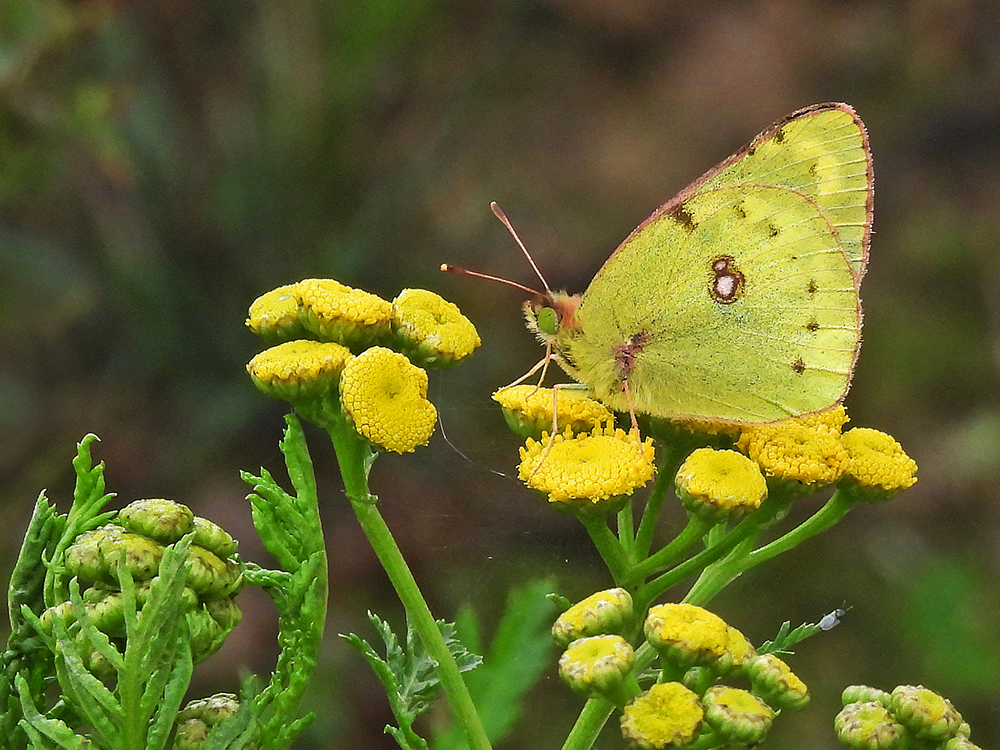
836,684 -> 979,749
247,279 -> 480,453
553,593 -> 808,749
40,498 -> 243,677
735,406 -> 917,499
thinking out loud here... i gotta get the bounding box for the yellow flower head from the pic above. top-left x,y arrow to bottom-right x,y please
247,340 -> 353,402
702,685 -> 774,745
296,278 -> 392,349
737,409 -> 850,489
518,425 -> 654,510
558,634 -> 636,705
552,587 -> 634,647
840,428 -> 918,501
748,653 -> 810,710
620,682 -> 704,750
644,603 -> 734,671
494,385 -> 614,440
340,347 -> 437,453
390,288 -> 481,367
246,283 -> 308,343
674,448 -> 768,523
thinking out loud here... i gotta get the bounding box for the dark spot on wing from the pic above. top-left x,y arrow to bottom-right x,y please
792,357 -> 806,374
668,203 -> 697,233
805,318 -> 820,333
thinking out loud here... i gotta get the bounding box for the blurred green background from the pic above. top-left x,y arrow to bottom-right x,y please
2,1 -> 998,748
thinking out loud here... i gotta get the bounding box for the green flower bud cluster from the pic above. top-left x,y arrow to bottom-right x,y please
172,693 -> 257,750
835,684 -> 979,750
41,498 -> 243,672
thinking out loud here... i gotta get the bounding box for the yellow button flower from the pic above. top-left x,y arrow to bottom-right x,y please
840,428 -> 917,501
246,283 -> 307,343
296,278 -> 392,349
247,340 -> 353,402
390,288 -> 481,367
620,682 -> 704,750
518,425 -> 654,509
674,448 -> 768,522
339,347 -> 437,454
495,385 -> 614,440
737,412 -> 850,488
889,685 -> 963,742
644,603 -> 732,670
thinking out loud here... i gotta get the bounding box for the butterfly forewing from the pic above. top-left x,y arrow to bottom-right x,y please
569,182 -> 861,424
694,102 -> 873,280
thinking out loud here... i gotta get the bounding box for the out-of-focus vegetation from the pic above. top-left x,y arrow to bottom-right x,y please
2,1 -> 998,748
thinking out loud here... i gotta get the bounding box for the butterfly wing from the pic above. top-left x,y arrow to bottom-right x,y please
567,183 -> 862,424
670,102 -> 873,280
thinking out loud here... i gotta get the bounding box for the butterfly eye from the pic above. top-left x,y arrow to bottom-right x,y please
535,307 -> 560,336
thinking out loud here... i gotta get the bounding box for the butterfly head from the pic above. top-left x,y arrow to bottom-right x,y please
523,291 -> 581,343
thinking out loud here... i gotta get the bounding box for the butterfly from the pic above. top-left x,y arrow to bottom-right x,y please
503,102 -> 872,426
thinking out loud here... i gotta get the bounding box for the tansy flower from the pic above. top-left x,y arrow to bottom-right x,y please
246,283 -> 307,343
840,428 -> 917,501
888,685 -> 963,742
390,288 -> 481,367
558,635 -> 636,705
494,385 -> 614,440
674,448 -> 768,523
834,701 -> 908,750
736,412 -> 850,488
340,347 -> 437,454
296,278 -> 392,349
518,425 -> 654,510
247,340 -> 353,402
702,685 -> 774,745
620,682 -> 704,750
552,588 -> 634,647
644,603 -> 733,671
747,653 -> 810,710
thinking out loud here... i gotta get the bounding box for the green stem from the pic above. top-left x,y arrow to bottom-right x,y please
327,417 -> 492,750
580,515 -> 632,586
560,697 -> 616,750
625,517 -> 713,588
686,490 -> 857,604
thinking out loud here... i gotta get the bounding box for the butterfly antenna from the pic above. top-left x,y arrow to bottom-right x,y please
490,202 -> 553,294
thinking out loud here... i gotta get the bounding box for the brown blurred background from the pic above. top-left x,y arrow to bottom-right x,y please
1,1 -> 998,748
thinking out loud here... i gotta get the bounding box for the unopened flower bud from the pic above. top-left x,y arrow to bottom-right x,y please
552,588 -> 633,647
834,701 -> 907,750
702,685 -> 774,745
118,498 -> 194,543
888,685 -> 963,742
747,653 -> 809,710
558,634 -> 636,705
174,693 -> 254,750
843,685 -> 891,707
191,516 -> 238,558
184,545 -> 242,599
